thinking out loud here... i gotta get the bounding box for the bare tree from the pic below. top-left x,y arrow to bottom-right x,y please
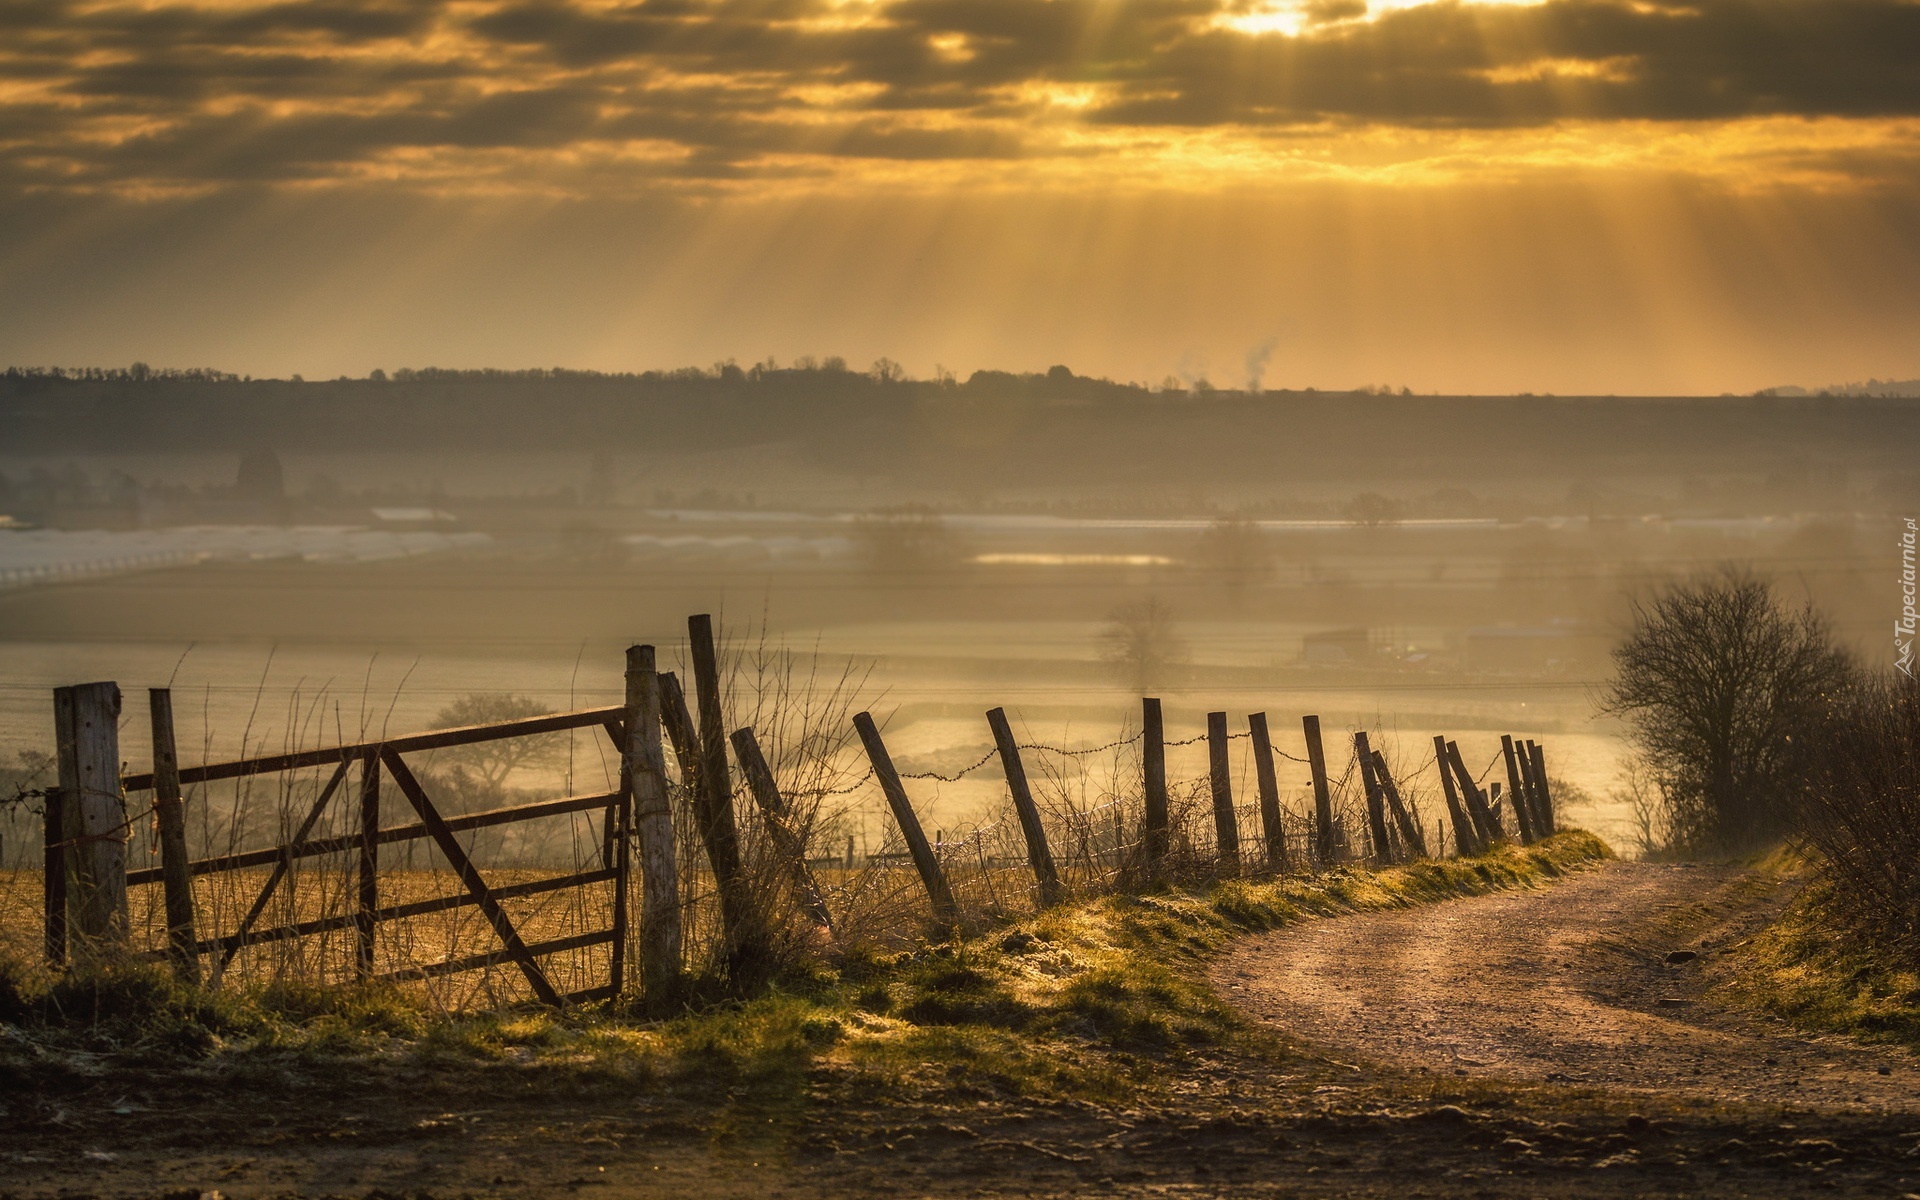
1345,492 -> 1403,528
429,694 -> 566,791
1600,570 -> 1852,852
1195,515 -> 1271,589
1100,598 -> 1188,692
854,504 -> 963,572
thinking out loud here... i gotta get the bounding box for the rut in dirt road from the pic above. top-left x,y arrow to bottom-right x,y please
1218,860 -> 1920,1112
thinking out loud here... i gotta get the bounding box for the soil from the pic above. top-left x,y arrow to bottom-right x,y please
9,860 -> 1920,1199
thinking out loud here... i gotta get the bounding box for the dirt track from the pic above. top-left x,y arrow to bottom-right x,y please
1218,859 -> 1920,1112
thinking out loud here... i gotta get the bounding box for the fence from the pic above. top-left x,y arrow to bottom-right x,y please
27,612 -> 1565,1009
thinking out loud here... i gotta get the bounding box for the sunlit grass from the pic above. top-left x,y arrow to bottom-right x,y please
0,831 -> 1609,1110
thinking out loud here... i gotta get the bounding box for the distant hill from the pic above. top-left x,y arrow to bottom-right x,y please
1761,378 -> 1920,398
5,364 -> 1918,489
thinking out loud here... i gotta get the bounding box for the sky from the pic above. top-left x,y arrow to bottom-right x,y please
1,0 -> 1917,394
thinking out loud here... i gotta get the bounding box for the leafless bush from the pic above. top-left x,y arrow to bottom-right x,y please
1600,570 -> 1853,853
1795,673 -> 1920,967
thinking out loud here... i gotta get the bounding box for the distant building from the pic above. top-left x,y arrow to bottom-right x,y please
1300,627 -> 1374,665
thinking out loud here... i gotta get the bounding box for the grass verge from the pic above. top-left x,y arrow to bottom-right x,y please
1722,873 -> 1920,1052
1,831 -> 1610,1112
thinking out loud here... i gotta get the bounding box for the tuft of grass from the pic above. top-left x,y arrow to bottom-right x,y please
1725,878 -> 1920,1050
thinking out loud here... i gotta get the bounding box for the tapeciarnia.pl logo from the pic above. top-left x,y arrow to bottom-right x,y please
1900,517 -> 1917,679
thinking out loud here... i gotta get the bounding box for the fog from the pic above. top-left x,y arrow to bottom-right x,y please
2,368 -> 1911,857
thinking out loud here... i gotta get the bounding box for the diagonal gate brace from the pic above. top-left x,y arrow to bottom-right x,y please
380,748 -> 562,1006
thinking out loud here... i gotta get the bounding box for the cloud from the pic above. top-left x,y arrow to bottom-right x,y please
1,0 -> 1917,195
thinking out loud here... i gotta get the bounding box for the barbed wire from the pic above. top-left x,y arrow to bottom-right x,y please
900,747 -> 998,783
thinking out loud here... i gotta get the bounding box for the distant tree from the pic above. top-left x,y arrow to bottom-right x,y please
1195,515 -> 1271,589
870,357 -> 905,383
1601,571 -> 1853,852
1345,492 -> 1403,528
1099,598 -> 1188,692
855,504 -> 961,571
430,694 -> 567,791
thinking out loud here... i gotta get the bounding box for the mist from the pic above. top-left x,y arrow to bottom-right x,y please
3,365 -> 1911,857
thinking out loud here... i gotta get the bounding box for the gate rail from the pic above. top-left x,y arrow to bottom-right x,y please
65,703 -> 634,1006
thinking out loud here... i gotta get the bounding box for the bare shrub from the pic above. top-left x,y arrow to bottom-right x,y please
1600,570 -> 1853,853
1795,673 -> 1920,968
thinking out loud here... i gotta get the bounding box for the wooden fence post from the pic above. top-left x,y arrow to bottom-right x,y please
1353,731 -> 1394,862
1527,741 -> 1556,836
1141,698 -> 1169,881
853,712 -> 960,934
731,725 -> 835,932
624,645 -> 681,1005
1501,736 -> 1535,844
53,682 -> 128,955
42,789 -> 65,965
1303,715 -> 1336,867
687,614 -> 769,980
148,689 -> 199,982
1515,738 -> 1543,837
609,788 -> 631,999
1206,712 -> 1241,876
1248,713 -> 1286,873
1446,740 -> 1501,842
1370,749 -> 1428,858
356,750 -> 380,976
1433,735 -> 1481,857
986,707 -> 1065,907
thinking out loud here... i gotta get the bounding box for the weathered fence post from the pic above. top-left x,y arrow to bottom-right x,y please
687,614 -> 769,979
1446,740 -> 1501,842
1515,738 -> 1544,837
1527,741 -> 1556,836
1501,736 -> 1535,843
1433,735 -> 1481,857
1142,698 -> 1170,881
986,707 -> 1065,907
53,682 -> 128,955
148,689 -> 199,982
1303,715 -> 1335,867
1354,731 -> 1394,862
1206,712 -> 1241,876
853,712 -> 960,934
356,750 -> 380,976
42,788 -> 65,965
625,645 -> 681,1005
1248,713 -> 1286,872
609,788 -> 631,999
731,725 -> 835,933
1370,749 -> 1428,858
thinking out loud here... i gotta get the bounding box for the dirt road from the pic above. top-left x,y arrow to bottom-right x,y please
1217,859 -> 1920,1112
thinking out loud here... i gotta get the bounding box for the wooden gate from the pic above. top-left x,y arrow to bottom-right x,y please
95,704 -> 633,1005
